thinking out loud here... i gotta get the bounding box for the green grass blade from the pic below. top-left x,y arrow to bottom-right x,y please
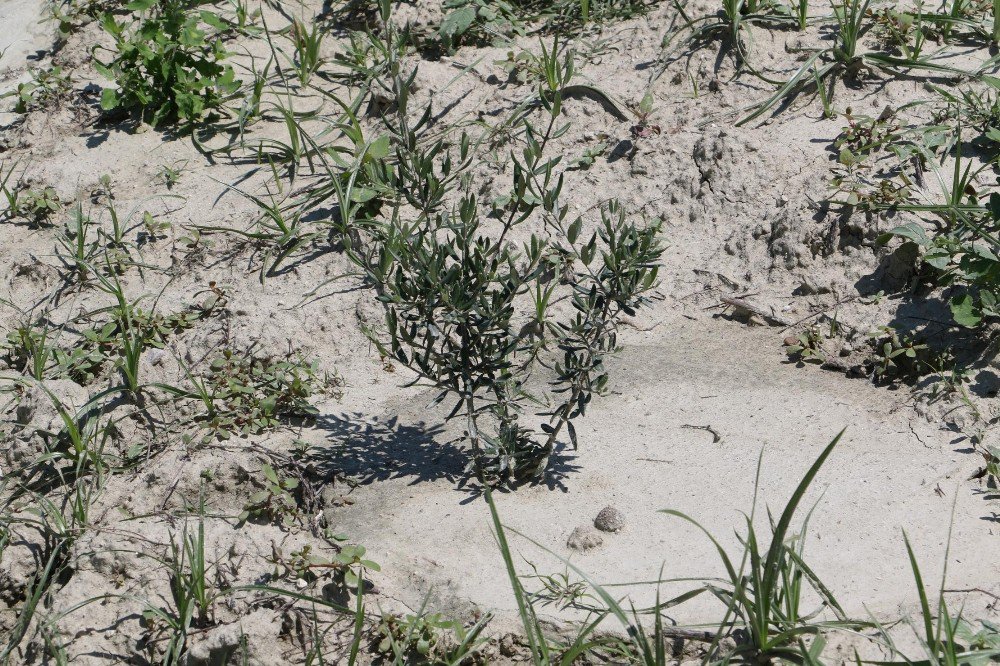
347,579 -> 364,666
902,532 -> 935,652
760,430 -> 843,608
483,485 -> 546,664
737,51 -> 827,127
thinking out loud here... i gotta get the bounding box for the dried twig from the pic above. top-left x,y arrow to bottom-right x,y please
719,296 -> 791,327
682,424 -> 721,443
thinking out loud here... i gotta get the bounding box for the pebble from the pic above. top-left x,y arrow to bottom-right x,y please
594,506 -> 626,533
567,525 -> 603,551
147,348 -> 167,366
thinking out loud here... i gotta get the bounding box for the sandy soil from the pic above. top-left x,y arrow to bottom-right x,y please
337,315 -> 999,627
1,0 -> 999,663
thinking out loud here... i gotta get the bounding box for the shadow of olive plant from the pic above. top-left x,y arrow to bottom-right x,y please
309,413 -> 582,495
312,413 -> 456,485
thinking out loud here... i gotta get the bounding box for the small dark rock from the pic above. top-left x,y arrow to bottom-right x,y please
594,506 -> 626,533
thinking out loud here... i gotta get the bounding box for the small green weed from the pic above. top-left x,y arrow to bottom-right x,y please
239,463 -> 299,527
95,0 -> 241,125
984,446 -> 1000,482
569,139 -> 609,169
785,325 -> 827,364
834,106 -> 903,164
440,0 -> 652,51
872,524 -> 1000,665
5,184 -> 62,226
439,0 -> 525,50
3,317 -> 58,381
221,0 -> 259,34
0,161 -> 24,220
376,609 -> 482,661
140,210 -> 173,242
286,17 -> 325,86
46,0 -> 120,34
884,195 -> 1000,328
659,0 -> 796,68
738,0 -> 973,126
869,326 -> 930,379
57,203 -> 102,282
158,161 -> 187,189
3,67 -> 72,113
142,504 -> 216,664
523,565 -> 592,610
184,350 -> 333,442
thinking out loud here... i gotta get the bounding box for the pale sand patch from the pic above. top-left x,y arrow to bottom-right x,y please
329,315 -> 998,632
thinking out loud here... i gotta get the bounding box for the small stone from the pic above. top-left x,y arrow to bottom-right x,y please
594,506 -> 626,533
147,348 -> 167,366
499,633 -> 520,657
567,525 -> 603,551
184,620 -> 245,665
